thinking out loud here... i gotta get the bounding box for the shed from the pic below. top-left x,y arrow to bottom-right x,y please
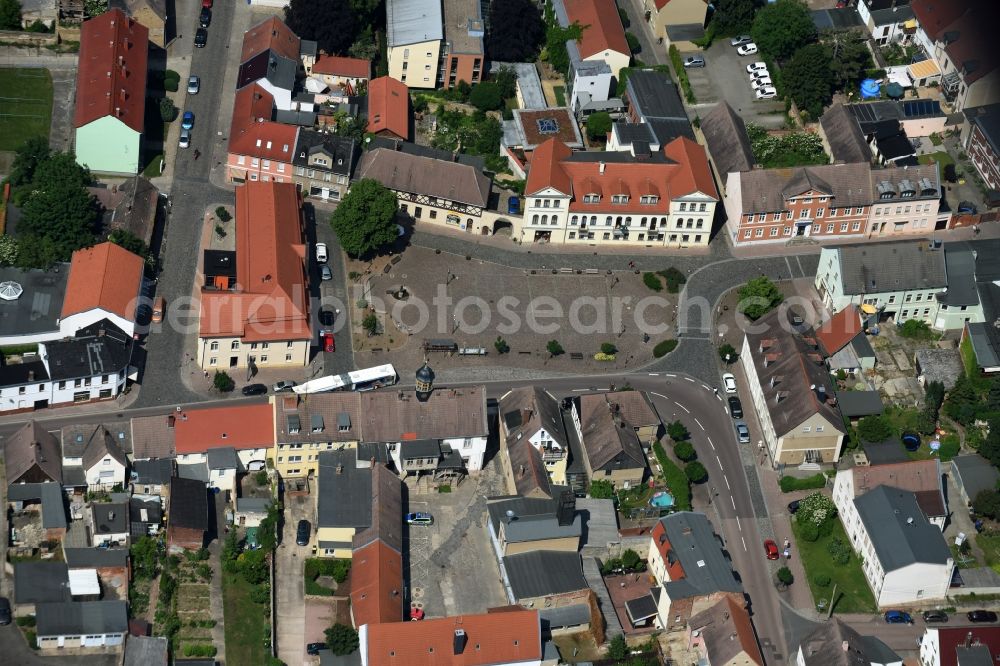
951,454 -> 1000,508
835,390 -> 884,419
915,348 -> 964,390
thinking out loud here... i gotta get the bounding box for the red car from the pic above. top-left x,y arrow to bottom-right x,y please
202,0 -> 212,7
321,330 -> 335,353
764,539 -> 780,560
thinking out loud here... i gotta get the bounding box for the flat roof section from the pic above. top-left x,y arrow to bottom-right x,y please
0,265 -> 70,338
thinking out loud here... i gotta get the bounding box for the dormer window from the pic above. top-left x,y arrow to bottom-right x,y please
640,195 -> 658,204
612,195 -> 629,204
583,194 -> 600,203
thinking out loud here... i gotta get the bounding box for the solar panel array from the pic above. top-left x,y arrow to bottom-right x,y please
536,118 -> 559,135
902,99 -> 941,118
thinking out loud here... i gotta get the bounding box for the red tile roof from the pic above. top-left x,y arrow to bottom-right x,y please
61,242 -> 145,321
362,609 -> 541,666
815,305 -> 863,356
199,181 -> 311,341
313,55 -> 372,79
910,0 -> 967,41
933,627 -> 1000,666
525,136 -> 718,210
74,8 -> 148,133
240,16 -> 300,63
367,76 -> 410,141
350,540 -> 404,628
651,520 -> 686,581
173,403 -> 275,454
563,0 -> 629,60
228,84 -> 299,163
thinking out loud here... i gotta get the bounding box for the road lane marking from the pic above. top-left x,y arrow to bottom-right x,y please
648,373 -> 659,376
702,384 -> 714,392
665,373 -> 676,378
707,437 -> 715,450
676,402 -> 690,413
684,377 -> 695,382
724,475 -> 731,490
731,496 -> 737,509
736,516 -> 741,530
651,392 -> 669,400
717,394 -> 723,402
571,389 -> 589,392
741,536 -> 747,551
695,418 -> 704,430
716,455 -> 723,468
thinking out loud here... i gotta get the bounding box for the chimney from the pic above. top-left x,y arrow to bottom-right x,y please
336,463 -> 344,474
453,629 -> 468,655
842,641 -> 850,652
168,414 -> 175,427
519,464 -> 525,477
556,489 -> 576,527
108,510 -> 115,521
599,161 -> 606,174
817,385 -> 827,401
521,408 -> 533,423
28,370 -> 34,381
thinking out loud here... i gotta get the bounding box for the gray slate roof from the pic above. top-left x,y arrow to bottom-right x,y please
701,101 -> 754,176
952,454 -> 1000,502
317,449 -> 372,529
834,239 -> 947,294
739,163 -> 874,214
36,600 -> 128,637
132,458 -> 174,485
503,550 -> 588,600
235,497 -> 271,515
92,502 -> 129,535
177,462 -> 209,483
385,0 -> 442,47
853,485 -> 952,572
834,390 -> 884,418
965,103 -> 1000,156
486,493 -> 581,544
14,562 -> 70,604
64,547 -> 128,568
625,71 -> 687,120
657,512 -> 742,600
798,618 -> 901,666
821,103 -> 871,164
539,603 -> 591,630
206,446 -> 241,471
124,635 -> 169,666
941,243 -> 980,307
40,481 -> 67,530
577,497 -> 619,552
5,421 -> 62,486
355,148 -> 491,208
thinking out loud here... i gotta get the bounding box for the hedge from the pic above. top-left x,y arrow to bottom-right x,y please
653,339 -> 678,358
642,272 -> 663,291
652,442 -> 691,510
779,473 -> 826,493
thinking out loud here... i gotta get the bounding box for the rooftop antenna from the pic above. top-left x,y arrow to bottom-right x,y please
505,510 -> 516,525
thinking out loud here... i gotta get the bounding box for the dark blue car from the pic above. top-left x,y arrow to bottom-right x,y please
884,610 -> 913,624
507,196 -> 520,215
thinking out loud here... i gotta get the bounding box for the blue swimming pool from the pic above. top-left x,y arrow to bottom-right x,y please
650,491 -> 675,508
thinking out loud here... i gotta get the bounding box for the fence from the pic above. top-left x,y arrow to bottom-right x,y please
0,30 -> 58,46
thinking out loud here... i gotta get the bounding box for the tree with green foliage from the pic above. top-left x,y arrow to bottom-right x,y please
83,0 -> 106,18
659,267 -> 687,293
8,135 -> 50,188
330,179 -> 398,257
492,66 -> 518,102
973,489 -> 1000,520
674,440 -> 696,462
546,339 -> 565,356
362,312 -> 379,336
470,82 -> 504,111
494,336 -> 510,354
751,0 -> 816,61
857,414 -> 893,443
621,549 -> 641,571
607,634 -> 628,661
14,234 -> 59,270
737,276 -> 783,320
899,319 -> 933,339
544,0 -> 583,77
685,461 -> 708,483
588,479 -> 615,499
487,0 -> 545,62
925,380 -> 945,420
828,33 -> 874,92
943,374 -> 980,426
795,492 -> 837,533
130,536 -> 160,580
601,342 -> 618,355
776,566 -> 793,585
667,420 -> 690,441
107,229 -> 148,259
213,370 -> 235,392
258,501 -> 282,553
0,235 -> 18,266
987,380 -> 1000,412
586,112 -> 612,142
981,414 -> 1000,468
0,0 -> 22,30
237,549 -> 268,584
708,0 -> 757,35
782,43 -> 834,118
625,32 -> 641,54
285,0 -> 356,55
325,623 -> 359,656
159,97 -> 177,122
222,528 -> 240,573
719,343 -> 738,363
216,206 -> 232,222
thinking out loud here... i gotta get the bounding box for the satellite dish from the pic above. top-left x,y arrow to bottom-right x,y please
505,509 -> 516,524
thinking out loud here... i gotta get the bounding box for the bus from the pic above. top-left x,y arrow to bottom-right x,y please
293,364 -> 398,394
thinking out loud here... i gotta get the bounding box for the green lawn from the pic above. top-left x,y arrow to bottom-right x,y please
222,571 -> 270,664
919,150 -> 955,171
978,532 -> 1000,574
553,85 -> 567,107
0,68 -> 53,151
792,519 -> 877,614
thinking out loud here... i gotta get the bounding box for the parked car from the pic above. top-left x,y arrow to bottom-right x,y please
764,539 -> 779,560
751,78 -> 774,89
182,111 -> 195,129
968,610 -> 999,623
737,43 -> 758,56
199,7 -> 211,27
187,75 -> 200,94
194,28 -> 207,47
315,242 -> 328,263
296,520 -> 311,546
406,512 -> 434,526
787,500 -> 800,514
321,330 -> 335,353
179,128 -> 191,149
922,610 -> 949,623
0,596 -> 11,625
728,396 -> 743,419
683,56 -> 705,68
321,265 -> 333,281
735,421 -> 750,444
202,0 -> 212,7
731,35 -> 753,47
884,610 -> 913,624
151,296 -> 165,324
319,309 -> 335,326
722,373 -> 737,393
755,87 -> 778,99
957,201 -> 978,214
241,383 -> 267,396
750,69 -> 772,80
746,62 -> 768,74
307,643 -> 327,655
273,380 -> 297,393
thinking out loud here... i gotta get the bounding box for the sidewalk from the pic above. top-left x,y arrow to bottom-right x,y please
0,384 -> 142,427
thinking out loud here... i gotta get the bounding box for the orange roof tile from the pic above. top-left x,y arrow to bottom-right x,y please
525,138 -> 572,196
367,76 -> 410,141
651,521 -> 686,581
173,403 -> 275,454
228,84 -> 299,162
350,540 -> 404,627
313,55 -> 372,79
362,609 -> 541,666
199,181 -> 311,341
240,16 -> 300,63
662,136 -> 717,198
910,0 -> 967,41
563,0 -> 629,60
815,305 -> 863,356
61,242 -> 145,321
74,8 -> 148,133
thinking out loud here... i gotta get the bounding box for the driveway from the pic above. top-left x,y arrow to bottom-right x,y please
275,490 -> 314,666
685,41 -> 785,128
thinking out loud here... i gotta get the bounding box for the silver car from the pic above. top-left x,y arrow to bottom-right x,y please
187,75 -> 200,94
321,265 -> 333,281
735,421 -> 750,444
731,35 -> 753,47
683,56 -> 705,68
178,128 -> 191,149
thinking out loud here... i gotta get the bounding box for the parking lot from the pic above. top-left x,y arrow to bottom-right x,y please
406,456 -> 508,618
683,40 -> 786,128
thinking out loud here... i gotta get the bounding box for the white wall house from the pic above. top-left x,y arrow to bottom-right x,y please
848,485 -> 954,607
384,435 -> 488,474
833,460 -> 947,536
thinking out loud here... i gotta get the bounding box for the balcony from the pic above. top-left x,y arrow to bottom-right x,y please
541,448 -> 564,461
